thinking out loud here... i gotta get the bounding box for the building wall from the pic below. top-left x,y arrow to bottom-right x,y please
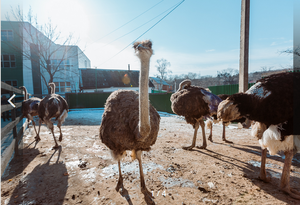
1,21 -> 23,88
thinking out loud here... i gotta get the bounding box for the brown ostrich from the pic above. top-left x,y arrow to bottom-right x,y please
19,86 -> 42,140
217,72 -> 300,199
170,79 -> 222,150
206,94 -> 251,143
38,82 -> 69,148
99,40 -> 160,198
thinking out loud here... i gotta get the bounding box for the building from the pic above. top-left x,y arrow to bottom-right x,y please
1,21 -> 90,96
79,68 -> 155,93
149,77 -> 172,92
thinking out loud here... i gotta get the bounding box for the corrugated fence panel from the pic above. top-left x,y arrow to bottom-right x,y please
66,92 -> 174,114
66,84 -> 256,113
149,93 -> 174,114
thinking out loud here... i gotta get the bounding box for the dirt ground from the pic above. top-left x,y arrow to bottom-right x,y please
1,113 -> 300,205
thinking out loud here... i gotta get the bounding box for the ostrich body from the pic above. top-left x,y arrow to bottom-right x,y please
99,40 -> 160,198
217,72 -> 300,199
170,79 -> 222,150
19,86 -> 42,140
206,94 -> 251,143
38,83 -> 69,148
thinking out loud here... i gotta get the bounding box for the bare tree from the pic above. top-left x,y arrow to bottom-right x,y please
260,66 -> 274,72
217,68 -> 239,85
4,6 -> 81,94
155,58 -> 172,90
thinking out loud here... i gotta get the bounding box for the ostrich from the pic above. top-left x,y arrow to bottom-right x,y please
99,40 -> 160,198
19,86 -> 42,141
170,79 -> 222,150
217,72 -> 300,199
206,94 -> 251,143
38,82 -> 69,148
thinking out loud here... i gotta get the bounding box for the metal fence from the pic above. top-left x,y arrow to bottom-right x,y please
208,83 -> 255,95
1,82 -> 28,175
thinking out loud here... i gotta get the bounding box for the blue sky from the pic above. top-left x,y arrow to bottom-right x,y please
1,0 -> 293,77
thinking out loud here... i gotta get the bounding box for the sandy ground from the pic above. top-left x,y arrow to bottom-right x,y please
1,110 -> 300,205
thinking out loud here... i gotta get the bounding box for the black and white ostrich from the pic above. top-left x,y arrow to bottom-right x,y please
99,40 -> 160,199
19,86 -> 42,140
206,94 -> 251,143
170,79 -> 222,150
38,82 -> 69,148
217,72 -> 300,199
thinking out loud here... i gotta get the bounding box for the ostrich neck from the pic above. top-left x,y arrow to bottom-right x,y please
139,58 -> 150,138
22,87 -> 28,100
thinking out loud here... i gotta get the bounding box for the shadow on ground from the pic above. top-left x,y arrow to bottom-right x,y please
3,147 -> 68,205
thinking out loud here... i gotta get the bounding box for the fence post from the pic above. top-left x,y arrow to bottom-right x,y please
9,91 -> 18,157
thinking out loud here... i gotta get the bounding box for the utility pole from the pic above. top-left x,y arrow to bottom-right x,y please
239,0 -> 250,92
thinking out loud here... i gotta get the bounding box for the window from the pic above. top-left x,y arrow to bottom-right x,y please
50,59 -> 72,70
1,30 -> 13,41
5,80 -> 17,88
1,55 -> 16,68
53,82 -> 71,93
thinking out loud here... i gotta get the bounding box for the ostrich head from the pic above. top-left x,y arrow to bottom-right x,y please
133,40 -> 153,60
177,79 -> 191,92
217,99 -> 242,123
48,82 -> 55,94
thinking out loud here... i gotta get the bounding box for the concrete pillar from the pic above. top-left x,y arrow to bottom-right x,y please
239,0 -> 250,93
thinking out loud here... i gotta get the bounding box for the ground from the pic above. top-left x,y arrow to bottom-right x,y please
1,109 -> 300,205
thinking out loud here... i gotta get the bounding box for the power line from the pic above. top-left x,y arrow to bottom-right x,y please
97,0 -> 185,67
93,0 -> 165,43
100,3 -> 179,49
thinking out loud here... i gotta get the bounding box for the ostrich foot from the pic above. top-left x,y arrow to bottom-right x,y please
196,145 -> 207,149
35,136 -> 41,141
182,145 -> 195,150
52,144 -> 59,149
208,136 -> 213,142
258,174 -> 271,182
141,187 -> 154,199
115,179 -> 124,193
222,139 -> 233,144
59,134 -> 63,142
281,186 -> 300,199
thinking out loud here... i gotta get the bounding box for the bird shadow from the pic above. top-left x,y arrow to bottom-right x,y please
4,146 -> 67,205
190,147 -> 300,203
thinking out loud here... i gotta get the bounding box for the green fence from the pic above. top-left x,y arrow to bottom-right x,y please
66,92 -> 174,114
208,83 -> 255,95
66,83 -> 258,113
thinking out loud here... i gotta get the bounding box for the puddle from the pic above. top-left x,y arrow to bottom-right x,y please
100,161 -> 163,178
159,176 -> 196,188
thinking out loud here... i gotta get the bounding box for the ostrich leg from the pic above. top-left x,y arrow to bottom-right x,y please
208,124 -> 213,142
115,160 -> 124,192
57,121 -> 63,142
280,150 -> 300,199
136,150 -> 153,199
46,119 -> 59,148
196,119 -> 207,149
35,119 -> 42,141
183,120 -> 200,150
259,148 -> 270,182
222,122 -> 233,143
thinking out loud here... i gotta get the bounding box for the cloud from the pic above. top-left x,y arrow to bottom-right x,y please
205,49 -> 215,52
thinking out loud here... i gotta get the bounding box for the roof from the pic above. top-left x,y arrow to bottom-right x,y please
79,69 -> 155,89
150,77 -> 169,86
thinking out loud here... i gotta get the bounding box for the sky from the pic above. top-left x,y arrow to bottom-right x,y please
1,0 -> 294,77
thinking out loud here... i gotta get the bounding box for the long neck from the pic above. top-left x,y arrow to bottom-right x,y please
139,57 -> 151,138
50,84 -> 55,94
22,87 -> 28,100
